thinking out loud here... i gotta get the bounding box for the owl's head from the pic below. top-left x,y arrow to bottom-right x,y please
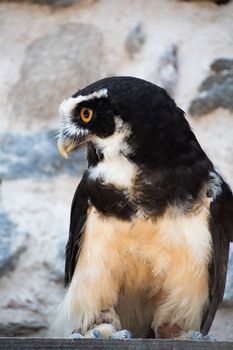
58,76 -> 195,168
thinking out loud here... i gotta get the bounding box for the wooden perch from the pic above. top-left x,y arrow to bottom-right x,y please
1,338 -> 233,350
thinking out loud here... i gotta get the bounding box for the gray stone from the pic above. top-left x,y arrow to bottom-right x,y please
9,23 -> 105,126
189,58 -> 233,116
199,70 -> 233,92
189,79 -> 233,116
0,209 -> 27,277
211,58 -> 233,72
33,0 -> 77,4
0,321 -> 47,337
46,234 -> 66,283
189,92 -> 218,116
125,23 -> 145,58
5,0 -> 94,6
155,44 -> 178,97
0,309 -> 47,336
34,0 -> 76,4
182,0 -> 231,4
214,0 -> 231,3
0,130 -> 86,180
223,244 -> 233,305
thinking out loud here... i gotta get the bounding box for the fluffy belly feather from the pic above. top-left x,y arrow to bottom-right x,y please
63,203 -> 212,336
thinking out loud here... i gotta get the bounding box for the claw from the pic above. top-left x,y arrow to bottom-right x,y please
190,331 -> 216,342
190,331 -> 204,341
93,330 -> 102,338
69,332 -> 83,339
203,334 -> 216,342
112,329 -> 132,339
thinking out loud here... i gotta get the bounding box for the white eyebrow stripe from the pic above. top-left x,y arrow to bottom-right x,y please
59,88 -> 108,117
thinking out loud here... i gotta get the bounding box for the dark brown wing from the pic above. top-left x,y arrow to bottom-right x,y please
64,144 -> 99,286
64,173 -> 89,286
201,180 -> 233,335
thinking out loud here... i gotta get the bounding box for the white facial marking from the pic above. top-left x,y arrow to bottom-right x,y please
59,89 -> 108,118
58,88 -> 108,139
57,121 -> 89,140
89,118 -> 136,189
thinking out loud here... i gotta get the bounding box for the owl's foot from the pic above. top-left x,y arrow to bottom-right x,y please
69,332 -> 83,339
84,323 -> 116,338
69,308 -> 132,339
190,331 -> 216,341
70,324 -> 132,339
112,329 -> 132,339
179,331 -> 216,341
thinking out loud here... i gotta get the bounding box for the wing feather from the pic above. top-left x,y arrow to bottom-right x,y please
201,180 -> 233,335
64,173 -> 89,286
64,144 -> 99,286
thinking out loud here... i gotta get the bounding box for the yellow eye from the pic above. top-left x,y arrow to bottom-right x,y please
80,107 -> 93,123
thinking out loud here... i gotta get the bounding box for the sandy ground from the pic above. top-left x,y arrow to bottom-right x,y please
0,0 -> 232,340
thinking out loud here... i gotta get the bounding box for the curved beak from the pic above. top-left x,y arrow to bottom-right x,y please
57,138 -> 79,159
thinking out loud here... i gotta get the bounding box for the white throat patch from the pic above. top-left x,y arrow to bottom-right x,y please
89,118 -> 136,189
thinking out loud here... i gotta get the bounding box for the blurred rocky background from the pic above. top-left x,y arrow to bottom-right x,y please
0,0 -> 233,339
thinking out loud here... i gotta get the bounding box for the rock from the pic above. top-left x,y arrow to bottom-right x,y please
0,309 -> 48,336
46,234 -> 66,283
198,70 -> 233,92
189,80 -> 233,116
189,58 -> 233,116
182,0 -> 231,4
223,244 -> 233,305
9,23 -> 105,126
0,209 -> 27,277
6,298 -> 47,314
5,0 -> 96,6
32,0 -> 78,4
0,320 -> 47,337
34,0 -> 76,4
154,44 -> 178,97
214,0 -> 231,3
211,58 -> 233,73
125,23 -> 145,58
0,130 -> 86,180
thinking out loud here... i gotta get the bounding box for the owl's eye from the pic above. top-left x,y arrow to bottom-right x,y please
80,107 -> 93,123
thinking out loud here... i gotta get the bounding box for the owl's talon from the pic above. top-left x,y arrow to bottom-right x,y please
203,334 -> 216,341
112,329 -> 132,339
190,331 -> 216,341
69,332 -> 83,339
84,323 -> 116,338
93,330 -> 102,338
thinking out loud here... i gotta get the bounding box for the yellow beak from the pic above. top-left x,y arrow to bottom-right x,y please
57,138 -> 77,159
